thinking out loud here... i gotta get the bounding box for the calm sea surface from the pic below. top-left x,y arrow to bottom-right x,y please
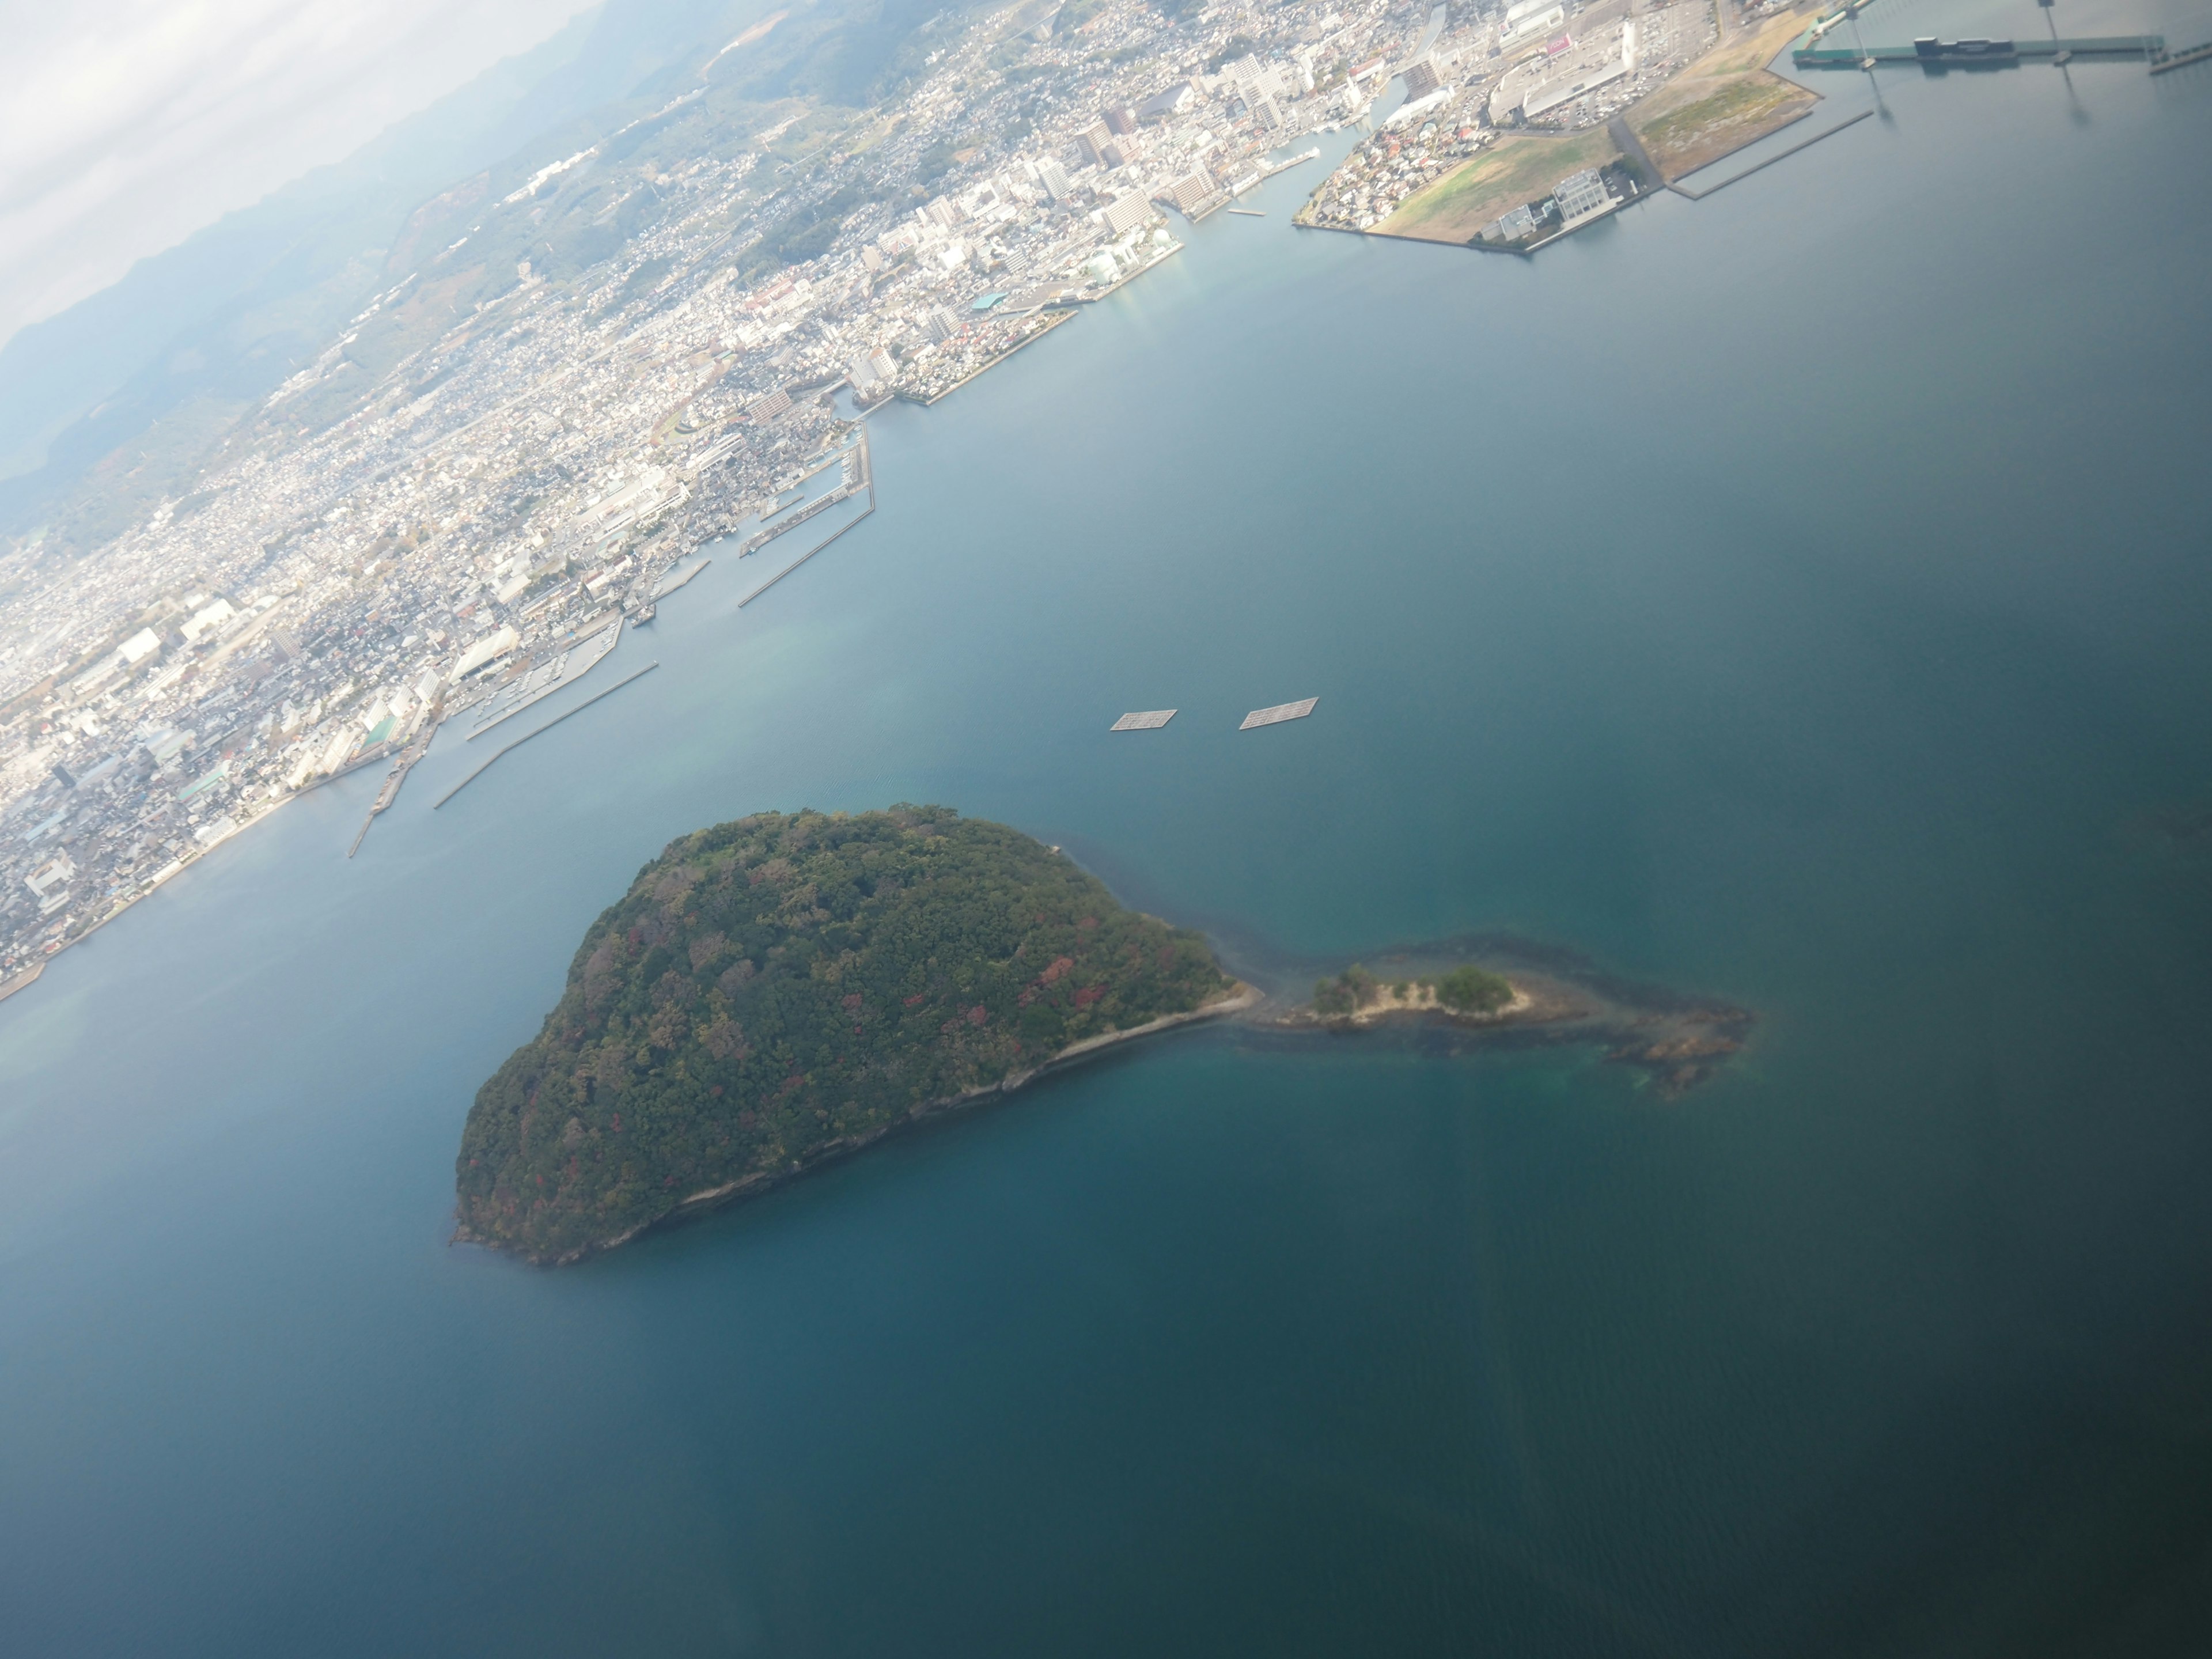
7,6 -> 2212,1652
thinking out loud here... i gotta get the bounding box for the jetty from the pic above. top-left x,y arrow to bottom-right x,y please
346,712 -> 441,858
435,663 -> 659,810
736,427 -> 876,609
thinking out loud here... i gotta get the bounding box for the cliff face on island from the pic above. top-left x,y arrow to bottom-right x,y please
456,806 -> 1234,1263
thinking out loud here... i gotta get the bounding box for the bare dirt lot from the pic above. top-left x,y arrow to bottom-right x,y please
1626,8 -> 1822,180
1376,130 -> 1623,244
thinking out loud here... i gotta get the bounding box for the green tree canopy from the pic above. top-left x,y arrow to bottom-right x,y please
456,806 -> 1231,1261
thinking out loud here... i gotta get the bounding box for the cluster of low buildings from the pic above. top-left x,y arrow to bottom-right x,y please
0,0 -> 1457,979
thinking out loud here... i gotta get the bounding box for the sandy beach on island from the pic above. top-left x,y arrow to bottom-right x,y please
1332,980 -> 1536,1027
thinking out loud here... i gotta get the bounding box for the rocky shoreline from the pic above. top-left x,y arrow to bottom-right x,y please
454,981 -> 1263,1267
1249,939 -> 1753,1097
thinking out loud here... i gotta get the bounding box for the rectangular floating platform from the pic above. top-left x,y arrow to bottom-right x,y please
1111,710 -> 1177,732
1240,698 -> 1319,730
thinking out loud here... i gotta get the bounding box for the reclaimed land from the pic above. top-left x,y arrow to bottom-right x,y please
1374,130 -> 1623,245
1628,9 -> 1822,181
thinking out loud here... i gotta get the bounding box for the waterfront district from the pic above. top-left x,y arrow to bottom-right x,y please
0,0 -> 2165,989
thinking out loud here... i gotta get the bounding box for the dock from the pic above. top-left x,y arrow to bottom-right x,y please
434,662 -> 659,810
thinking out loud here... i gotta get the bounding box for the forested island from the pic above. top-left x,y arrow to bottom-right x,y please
456,807 -> 1244,1263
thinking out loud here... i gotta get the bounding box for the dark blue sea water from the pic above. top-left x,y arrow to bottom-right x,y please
7,7 -> 2212,1652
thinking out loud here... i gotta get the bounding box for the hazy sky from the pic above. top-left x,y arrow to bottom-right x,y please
0,0 -> 592,352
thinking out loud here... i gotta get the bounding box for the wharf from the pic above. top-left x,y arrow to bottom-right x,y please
1669,110 -> 1872,200
736,442 -> 865,549
467,618 -> 622,740
0,961 -> 41,1006
896,309 -> 1075,403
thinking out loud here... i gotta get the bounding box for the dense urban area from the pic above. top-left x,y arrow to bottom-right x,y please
0,0 -> 1804,985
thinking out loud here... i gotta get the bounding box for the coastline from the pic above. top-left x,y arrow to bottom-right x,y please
458,979 -> 1263,1266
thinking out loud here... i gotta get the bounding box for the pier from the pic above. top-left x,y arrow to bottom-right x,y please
346,714 -> 440,857
1794,32 -> 2164,67
1240,698 -> 1319,730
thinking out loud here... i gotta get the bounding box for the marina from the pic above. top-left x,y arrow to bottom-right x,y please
736,438 -> 867,551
